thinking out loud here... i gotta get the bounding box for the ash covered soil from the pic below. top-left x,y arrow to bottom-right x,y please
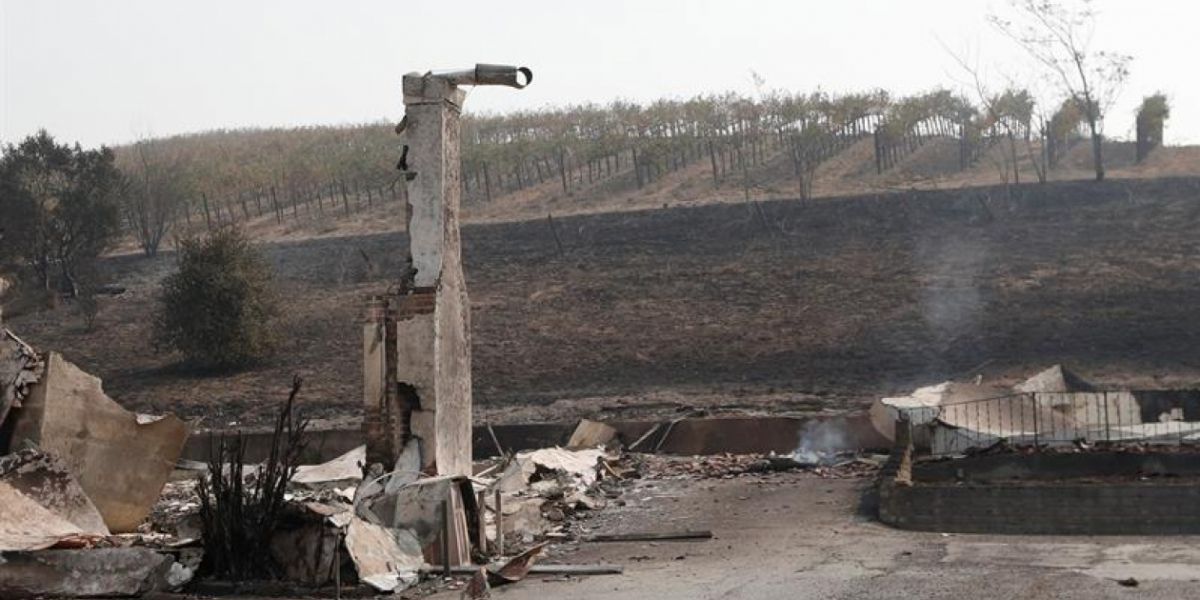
11,178 -> 1200,429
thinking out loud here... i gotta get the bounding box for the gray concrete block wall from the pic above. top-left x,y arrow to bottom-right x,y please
880,470 -> 1200,535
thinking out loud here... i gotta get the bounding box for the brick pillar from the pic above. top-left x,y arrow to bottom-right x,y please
363,296 -> 393,465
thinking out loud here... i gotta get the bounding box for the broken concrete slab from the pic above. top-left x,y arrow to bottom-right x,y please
0,547 -> 175,598
496,459 -> 533,494
931,390 -> 1200,453
292,444 -> 365,489
566,419 -> 618,450
1014,364 -> 1094,394
493,446 -> 608,534
874,367 -> 1094,444
501,497 -> 549,538
9,352 -> 189,532
344,517 -> 422,593
566,491 -> 606,511
165,548 -> 202,590
0,449 -> 108,537
355,474 -> 475,566
0,481 -> 85,551
529,478 -> 566,499
520,447 -> 604,487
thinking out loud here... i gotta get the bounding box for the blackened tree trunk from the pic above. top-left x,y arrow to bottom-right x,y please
1089,122 -> 1105,181
708,140 -> 719,184
558,149 -> 569,193
483,162 -> 492,202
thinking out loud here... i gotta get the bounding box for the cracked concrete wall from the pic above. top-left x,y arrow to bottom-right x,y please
433,225 -> 472,478
402,76 -> 465,289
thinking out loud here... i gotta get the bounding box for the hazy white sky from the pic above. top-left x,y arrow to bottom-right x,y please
1,0 -> 1195,148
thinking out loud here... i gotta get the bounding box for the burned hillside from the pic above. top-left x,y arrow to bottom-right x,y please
8,177 -> 1200,428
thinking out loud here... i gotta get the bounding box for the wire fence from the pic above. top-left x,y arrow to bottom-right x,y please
927,391 -> 1200,456
172,176 -> 407,234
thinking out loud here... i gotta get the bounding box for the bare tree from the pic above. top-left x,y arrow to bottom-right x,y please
941,41 -> 1047,185
122,138 -> 194,257
990,0 -> 1131,181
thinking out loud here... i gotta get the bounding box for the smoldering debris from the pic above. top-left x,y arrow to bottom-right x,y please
633,452 -> 883,480
791,420 -> 854,466
176,422 -> 629,596
0,325 -> 881,599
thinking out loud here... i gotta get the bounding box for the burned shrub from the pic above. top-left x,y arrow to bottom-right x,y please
197,376 -> 308,580
154,227 -> 278,370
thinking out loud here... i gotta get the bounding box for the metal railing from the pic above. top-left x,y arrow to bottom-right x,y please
926,391 -> 1200,456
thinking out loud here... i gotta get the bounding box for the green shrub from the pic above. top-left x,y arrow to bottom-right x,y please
154,228 -> 278,370
1137,93 -> 1170,129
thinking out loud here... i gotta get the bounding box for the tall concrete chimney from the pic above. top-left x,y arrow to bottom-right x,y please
364,65 -> 530,477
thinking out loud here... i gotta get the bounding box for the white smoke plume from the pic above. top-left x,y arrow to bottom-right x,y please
792,420 -> 851,465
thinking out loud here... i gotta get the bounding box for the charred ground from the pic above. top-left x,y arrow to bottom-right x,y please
9,177 -> 1200,429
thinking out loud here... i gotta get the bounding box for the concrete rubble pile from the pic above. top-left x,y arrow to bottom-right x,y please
0,328 -> 193,598
162,414 -> 897,595
0,354 -> 627,599
871,364 -> 1200,455
262,429 -> 626,596
636,452 -> 884,480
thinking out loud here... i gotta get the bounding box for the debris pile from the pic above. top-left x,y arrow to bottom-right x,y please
172,418 -> 632,596
635,452 -> 883,480
476,446 -> 624,543
0,328 -> 193,598
1,331 -> 637,598
3,325 -> 879,597
0,330 -> 42,430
